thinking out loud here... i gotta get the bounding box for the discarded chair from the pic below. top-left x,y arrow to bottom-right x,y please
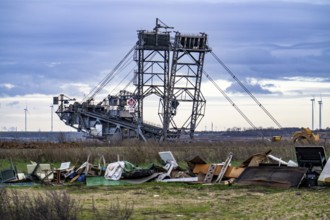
295,145 -> 327,187
295,145 -> 327,169
53,162 -> 74,184
0,159 -> 18,183
26,162 -> 53,183
156,151 -> 178,181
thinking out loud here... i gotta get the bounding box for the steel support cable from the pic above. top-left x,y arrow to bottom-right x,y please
90,51 -> 134,100
203,70 -> 257,130
178,49 -> 252,131
122,76 -> 135,92
117,54 -> 134,74
105,55 -> 134,92
97,55 -> 134,97
83,46 -> 135,101
184,49 -> 254,131
109,65 -> 136,95
210,51 -> 282,128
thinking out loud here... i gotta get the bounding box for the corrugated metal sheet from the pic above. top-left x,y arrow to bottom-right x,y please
235,166 -> 308,188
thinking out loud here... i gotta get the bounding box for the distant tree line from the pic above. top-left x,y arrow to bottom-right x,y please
197,127 -> 330,137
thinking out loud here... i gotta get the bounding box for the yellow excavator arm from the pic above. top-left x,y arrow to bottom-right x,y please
292,127 -> 319,144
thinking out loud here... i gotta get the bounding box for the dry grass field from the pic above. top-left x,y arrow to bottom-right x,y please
3,183 -> 330,219
1,139 -> 330,219
0,139 -> 314,166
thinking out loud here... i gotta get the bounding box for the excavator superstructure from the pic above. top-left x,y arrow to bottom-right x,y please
54,19 -> 283,142
54,19 -> 211,141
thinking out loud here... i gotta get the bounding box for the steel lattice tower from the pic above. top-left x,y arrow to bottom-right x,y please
135,29 -> 171,138
135,25 -> 210,140
169,32 -> 210,138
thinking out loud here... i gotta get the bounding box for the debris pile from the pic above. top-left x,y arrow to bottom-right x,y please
1,146 -> 330,189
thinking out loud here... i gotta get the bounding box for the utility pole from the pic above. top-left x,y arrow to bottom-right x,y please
311,97 -> 315,130
50,105 -> 54,132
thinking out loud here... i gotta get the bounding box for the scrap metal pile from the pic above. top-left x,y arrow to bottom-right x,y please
1,145 -> 330,188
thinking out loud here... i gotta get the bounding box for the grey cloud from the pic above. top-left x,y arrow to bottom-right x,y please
0,0 -> 329,97
6,101 -> 20,107
225,81 -> 273,95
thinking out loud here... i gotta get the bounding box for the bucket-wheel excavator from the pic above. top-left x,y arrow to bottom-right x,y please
53,19 -> 282,142
54,19 -> 210,141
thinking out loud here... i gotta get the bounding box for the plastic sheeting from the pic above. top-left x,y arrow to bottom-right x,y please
104,161 -> 125,180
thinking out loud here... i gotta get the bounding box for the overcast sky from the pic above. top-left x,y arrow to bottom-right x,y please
0,0 -> 329,132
